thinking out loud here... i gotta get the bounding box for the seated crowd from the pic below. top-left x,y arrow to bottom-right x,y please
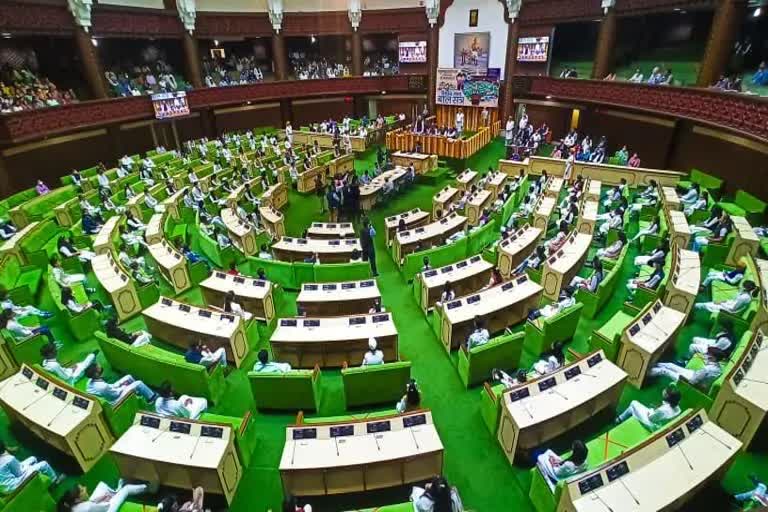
0,65 -> 77,113
202,54 -> 264,88
289,53 -> 349,80
104,60 -> 185,97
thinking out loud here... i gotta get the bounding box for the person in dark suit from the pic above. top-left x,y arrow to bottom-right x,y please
360,218 -> 378,277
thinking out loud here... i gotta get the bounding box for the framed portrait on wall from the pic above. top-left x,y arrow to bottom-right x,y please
469,9 -> 478,27
454,32 -> 490,74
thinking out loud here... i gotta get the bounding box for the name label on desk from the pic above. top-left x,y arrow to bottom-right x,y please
538,377 -> 557,392
508,387 -> 531,403
330,425 -> 354,438
349,317 -> 366,326
606,461 -> 629,482
665,428 -> 685,448
564,366 -> 581,380
292,428 -> 317,440
341,283 -> 356,290
403,414 -> 427,428
366,421 -> 391,434
72,396 -> 89,410
281,319 -> 298,327
53,388 -> 68,401
35,377 -> 49,390
170,421 -> 192,435
361,280 -> 375,288
686,414 -> 703,433
140,415 -> 161,429
22,367 -> 33,379
372,314 -> 389,323
424,270 -> 438,278
577,473 -> 604,494
587,353 -> 602,368
201,426 -> 224,438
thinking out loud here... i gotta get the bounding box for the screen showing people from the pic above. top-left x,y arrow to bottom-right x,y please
152,91 -> 190,120
517,36 -> 550,63
399,41 -> 427,63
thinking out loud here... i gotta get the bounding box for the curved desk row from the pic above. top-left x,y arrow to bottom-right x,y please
200,270 -> 276,323
393,212 -> 467,264
414,254 -> 493,312
497,225 -> 544,278
272,236 -> 362,263
296,278 -> 381,316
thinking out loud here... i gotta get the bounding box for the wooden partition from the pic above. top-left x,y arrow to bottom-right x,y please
435,105 -> 500,133
386,121 -> 501,159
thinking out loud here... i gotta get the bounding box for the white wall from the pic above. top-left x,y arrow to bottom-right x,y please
97,0 -> 164,8
283,0 -> 347,12
196,0 -> 268,12
438,0 -> 509,78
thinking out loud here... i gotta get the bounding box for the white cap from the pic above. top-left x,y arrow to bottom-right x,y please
304,506 -> 312,512
368,337 -> 377,350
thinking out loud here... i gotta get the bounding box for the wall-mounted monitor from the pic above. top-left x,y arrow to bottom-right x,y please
517,36 -> 550,62
399,41 -> 427,63
152,91 -> 190,120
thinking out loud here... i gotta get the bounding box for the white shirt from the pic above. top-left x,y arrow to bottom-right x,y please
87,378 -> 126,403
362,350 -> 384,365
467,328 -> 489,348
642,402 -> 681,430
42,358 -> 75,382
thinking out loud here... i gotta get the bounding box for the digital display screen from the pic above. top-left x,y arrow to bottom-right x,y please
35,378 -> 49,390
140,415 -> 161,429
415,228 -> 425,233
517,275 -> 528,284
403,414 -> 427,428
221,314 -> 235,323
577,473 -> 604,495
281,319 -> 298,327
372,314 -> 389,323
161,298 -> 173,306
606,461 -> 630,482
253,280 -> 266,287
297,239 -> 308,245
199,310 -> 212,318
502,282 -> 514,291
467,295 -> 481,304
170,421 -> 192,434
665,428 -> 685,448
72,396 -> 89,410
341,283 -> 356,290
216,272 -> 227,279
201,426 -> 224,438
328,241 -> 341,246
642,314 -> 652,324
366,421 -> 391,434
304,284 -> 318,291
304,319 -> 320,327
446,301 -> 462,310
508,387 -> 531,402
22,367 -> 33,379
425,270 -> 438,278
322,284 -> 337,291
441,266 -> 454,273
538,377 -> 557,392
345,239 -> 357,245
587,353 -> 602,367
234,277 -> 245,284
457,261 -> 468,268
292,428 -> 317,440
399,41 -> 427,63
53,388 -> 68,401
629,324 -> 641,336
686,414 -> 704,434
330,425 -> 355,437
349,317 -> 366,326
565,366 -> 581,380
653,301 -> 662,313
179,304 -> 191,313
152,91 -> 190,120
361,281 -> 374,288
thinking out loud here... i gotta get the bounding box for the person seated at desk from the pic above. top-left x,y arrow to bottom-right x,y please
491,368 -> 528,390
144,193 -> 164,214
687,324 -> 733,359
185,339 -> 228,369
258,244 -> 273,260
104,318 -> 151,348
629,180 -> 659,216
536,440 -> 589,489
157,486 -> 207,512
602,179 -> 627,208
227,262 -> 240,276
734,474 -> 768,508
702,266 -> 744,290
411,476 -> 464,512
483,268 -> 504,290
256,267 -> 268,281
253,349 -> 292,373
616,386 -> 681,431
532,341 -> 566,376
0,287 -> 52,318
649,348 -> 726,389
0,309 -> 55,343
544,222 -> 569,254
82,213 -> 103,236
154,381 -> 208,420
421,256 -> 432,272
41,342 -> 97,384
684,191 -> 709,217
679,183 -> 700,207
368,299 -> 385,314
695,279 -> 757,314
215,228 -> 232,249
569,256 -> 604,293
634,240 -> 668,267
0,440 -> 62,493
223,290 -> 252,321
85,362 -> 156,404
631,214 -> 660,243
58,479 -> 148,512
627,260 -> 665,295
597,207 -> 623,237
179,242 -> 208,268
467,316 -> 490,349
396,378 -> 421,414
58,236 -> 96,264
79,195 -> 102,218
0,219 -> 17,240
692,213 -> 732,252
596,232 -> 626,259
349,248 -> 363,263
528,290 -> 576,322
362,337 -> 384,366
60,286 -> 105,316
514,246 -> 547,276
359,170 -> 371,185
303,253 -> 320,265
129,261 -> 155,286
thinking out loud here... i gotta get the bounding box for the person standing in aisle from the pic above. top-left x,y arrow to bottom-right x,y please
360,218 -> 378,277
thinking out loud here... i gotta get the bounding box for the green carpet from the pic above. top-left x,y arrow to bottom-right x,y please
6,137 -> 767,511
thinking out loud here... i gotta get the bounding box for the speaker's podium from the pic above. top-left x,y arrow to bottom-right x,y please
110,412 -> 243,504
0,364 -> 114,471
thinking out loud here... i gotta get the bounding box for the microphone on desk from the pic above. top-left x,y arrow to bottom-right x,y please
698,425 -> 734,451
593,491 -> 614,512
520,399 -> 534,420
46,402 -> 71,427
551,388 -> 569,401
22,393 -> 48,411
742,377 -> 768,385
676,443 -> 694,470
579,371 -> 598,378
189,435 -> 202,460
151,428 -> 169,443
334,437 -> 340,457
618,478 -> 640,505
410,427 -> 421,450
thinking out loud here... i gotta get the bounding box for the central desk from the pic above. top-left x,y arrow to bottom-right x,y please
270,312 -> 398,368
0,365 -> 114,471
390,151 -> 437,174
147,239 -> 191,294
272,236 -> 362,263
222,208 -> 258,256
664,248 -> 701,315
110,412 -> 242,504
307,222 -> 355,239
92,251 -> 141,321
497,351 -> 627,463
435,276 -> 543,351
143,297 -> 251,368
199,271 -> 276,322
393,213 -> 467,264
455,169 -> 478,191
497,225 -> 543,278
384,208 -> 430,245
415,255 -> 494,312
432,186 -> 460,216
540,232 -> 593,300
532,196 -> 557,231
296,279 -> 380,316
280,410 -> 444,496
618,299 -> 687,387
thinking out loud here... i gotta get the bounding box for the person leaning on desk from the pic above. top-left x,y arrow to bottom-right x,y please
536,440 -> 589,489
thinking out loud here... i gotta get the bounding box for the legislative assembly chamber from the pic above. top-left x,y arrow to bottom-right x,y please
0,0 -> 767,510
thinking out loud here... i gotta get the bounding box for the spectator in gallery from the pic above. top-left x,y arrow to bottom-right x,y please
753,61 -> 768,86
629,68 -> 644,83
35,180 -> 50,195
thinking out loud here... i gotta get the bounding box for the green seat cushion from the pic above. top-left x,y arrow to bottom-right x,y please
302,409 -> 399,425
247,369 -> 321,411
342,361 -> 412,408
457,332 -> 524,388
596,310 -> 634,340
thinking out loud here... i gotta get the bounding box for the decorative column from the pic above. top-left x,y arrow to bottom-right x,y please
68,0 -> 107,99
501,1 -> 522,122
280,99 -> 293,126
697,0 -> 748,87
592,1 -> 617,79
425,0 -> 440,114
349,0 -> 363,76
269,0 -> 288,81
178,0 -> 203,88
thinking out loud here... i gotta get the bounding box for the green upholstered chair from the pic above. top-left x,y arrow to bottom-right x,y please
301,409 -> 399,425
523,302 -> 584,357
401,237 -> 469,281
199,411 -> 257,468
0,473 -> 55,512
247,366 -> 322,411
2,188 -> 37,226
627,253 -> 671,310
95,331 -> 226,403
457,332 -> 525,389
639,214 -> 667,254
246,257 -> 297,290
588,308 -> 636,362
676,329 -> 753,413
678,169 -> 724,199
0,253 -> 42,306
17,186 -> 77,226
467,219 -> 498,256
480,382 -> 505,435
45,270 -> 100,342
719,190 -> 768,225
341,361 -> 412,408
348,504 -> 413,512
314,262 -> 372,283
117,503 -> 157,512
0,329 -> 48,367
576,246 -> 628,319
292,262 -> 316,286
18,219 -> 61,269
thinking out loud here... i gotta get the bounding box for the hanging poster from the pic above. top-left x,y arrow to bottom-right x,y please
435,68 -> 500,108
453,32 -> 490,74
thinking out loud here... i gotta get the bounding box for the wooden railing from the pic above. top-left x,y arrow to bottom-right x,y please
385,120 -> 501,160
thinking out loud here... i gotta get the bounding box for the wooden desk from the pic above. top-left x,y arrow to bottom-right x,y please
0,221 -> 37,262
497,351 -> 627,463
384,209 -> 430,246
125,192 -> 145,220
143,297 -> 250,367
226,177 -> 263,210
93,216 -> 122,255
297,279 -> 380,316
307,222 -> 355,239
200,271 -> 276,323
532,196 -> 557,231
360,168 -> 408,211
710,329 -> 768,450
111,413 -> 242,504
393,213 -> 467,265
727,216 -> 759,267
540,232 -> 593,300
272,236 -> 361,263
666,209 -> 691,252
618,300 -> 687,388
435,276 -> 543,351
497,225 -> 543,278
415,255 -> 494,312
465,190 -> 493,226
280,410 -> 443,496
92,252 -> 141,321
262,182 -> 288,210
147,240 -> 191,294
545,177 -> 564,198
0,365 -> 113,471
455,169 -> 478,191
390,151 -> 437,175
563,410 -> 740,512
577,200 -> 599,236
661,186 -> 681,210
432,186 -> 460,217
586,179 -> 601,200
271,312 -> 398,368
221,208 -> 258,256
162,187 -> 187,221
260,205 -> 285,238
484,171 -> 508,201
329,153 -> 355,176
664,248 -> 700,315
145,212 -> 165,245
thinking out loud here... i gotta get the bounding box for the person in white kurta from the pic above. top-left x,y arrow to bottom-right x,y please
616,387 -> 681,431
0,441 -> 59,493
154,382 -> 207,420
694,280 -> 756,314
536,440 -> 588,490
455,110 -> 464,135
362,338 -> 384,366
59,480 -> 147,512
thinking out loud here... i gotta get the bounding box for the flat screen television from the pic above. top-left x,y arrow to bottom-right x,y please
516,36 -> 550,63
399,41 -> 428,63
152,91 -> 190,120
